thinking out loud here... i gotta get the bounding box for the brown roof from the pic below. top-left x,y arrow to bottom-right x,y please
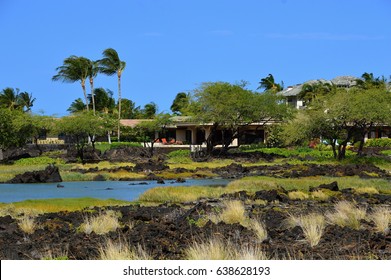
120,119 -> 152,128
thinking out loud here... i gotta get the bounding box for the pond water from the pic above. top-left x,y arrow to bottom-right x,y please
0,179 -> 230,203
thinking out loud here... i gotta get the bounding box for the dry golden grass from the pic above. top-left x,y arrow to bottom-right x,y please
248,219 -> 268,243
354,187 -> 379,195
218,200 -> 247,225
369,207 -> 390,235
18,216 -> 37,234
233,245 -> 268,260
286,213 -> 325,247
184,238 -> 231,260
184,238 -> 267,260
80,210 -> 121,235
99,239 -> 151,260
310,190 -> 330,201
288,191 -> 309,200
326,201 -> 367,230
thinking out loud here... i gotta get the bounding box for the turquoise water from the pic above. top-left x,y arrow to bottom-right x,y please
0,179 -> 229,203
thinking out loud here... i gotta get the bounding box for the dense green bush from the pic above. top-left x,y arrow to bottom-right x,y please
365,138 -> 391,147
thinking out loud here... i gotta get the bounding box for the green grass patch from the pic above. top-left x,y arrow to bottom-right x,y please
13,156 -> 65,166
166,150 -> 192,164
0,198 -> 131,214
95,142 -> 141,153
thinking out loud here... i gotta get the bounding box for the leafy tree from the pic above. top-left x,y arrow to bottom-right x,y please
18,91 -> 36,112
257,74 -> 284,93
0,109 -> 33,150
356,72 -> 387,89
99,48 -> 126,141
52,56 -> 91,111
134,113 -> 172,156
191,82 -> 288,153
90,88 -> 116,114
55,111 -> 111,162
170,92 -> 190,115
142,102 -> 158,119
282,87 -> 391,159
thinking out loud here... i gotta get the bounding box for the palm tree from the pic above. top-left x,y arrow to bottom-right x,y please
0,88 -> 20,110
356,72 -> 386,89
258,74 -> 284,93
67,98 -> 86,113
98,48 -> 126,141
18,91 -> 36,112
52,56 -> 91,111
90,88 -> 115,114
87,59 -> 100,115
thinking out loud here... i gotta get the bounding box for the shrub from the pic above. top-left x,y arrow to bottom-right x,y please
326,201 -> 366,230
365,138 -> 391,147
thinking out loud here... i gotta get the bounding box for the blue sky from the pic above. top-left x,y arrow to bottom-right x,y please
1,0 -> 390,116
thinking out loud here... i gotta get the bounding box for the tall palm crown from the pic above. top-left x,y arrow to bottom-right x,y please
258,74 -> 284,93
0,88 -> 20,110
52,56 -> 91,111
99,48 -> 126,141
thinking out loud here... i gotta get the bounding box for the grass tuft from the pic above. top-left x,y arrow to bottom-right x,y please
248,219 -> 268,243
369,207 -> 390,235
326,201 -> 366,230
286,213 -> 325,247
99,239 -> 151,260
18,216 -> 37,234
80,210 -> 121,235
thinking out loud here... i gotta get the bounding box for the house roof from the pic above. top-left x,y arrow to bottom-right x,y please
277,76 -> 359,97
120,119 -> 151,128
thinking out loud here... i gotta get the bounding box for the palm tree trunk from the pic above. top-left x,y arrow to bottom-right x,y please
81,80 -> 89,111
117,73 -> 122,142
89,78 -> 96,115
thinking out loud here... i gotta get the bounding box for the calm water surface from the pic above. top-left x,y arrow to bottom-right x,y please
0,179 -> 230,203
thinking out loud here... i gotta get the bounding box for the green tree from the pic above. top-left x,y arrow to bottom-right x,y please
99,48 -> 126,141
134,113 -> 172,156
52,55 -> 91,111
56,111 -> 110,162
282,87 -> 391,159
0,109 -> 33,150
257,74 -> 284,93
356,72 -> 387,89
170,92 -> 190,115
191,82 -> 288,153
142,102 -> 158,119
67,98 -> 86,113
90,88 -> 115,114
